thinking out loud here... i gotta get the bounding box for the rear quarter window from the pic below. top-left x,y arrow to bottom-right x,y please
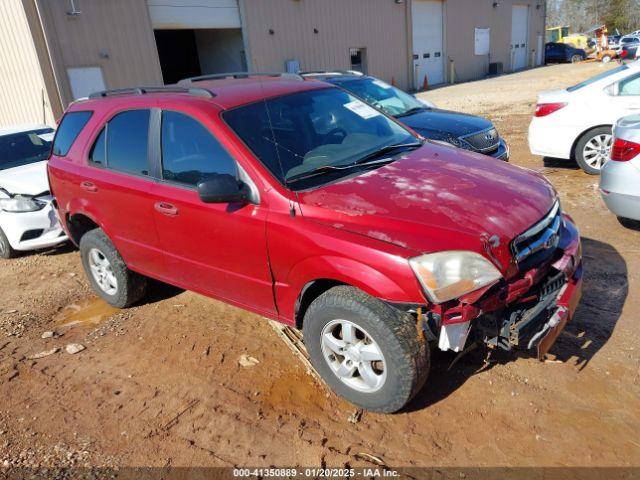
52,111 -> 93,156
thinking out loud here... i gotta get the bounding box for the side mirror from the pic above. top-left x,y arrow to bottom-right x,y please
197,174 -> 249,204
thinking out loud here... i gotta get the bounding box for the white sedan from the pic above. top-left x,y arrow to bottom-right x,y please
0,124 -> 68,258
529,62 -> 640,174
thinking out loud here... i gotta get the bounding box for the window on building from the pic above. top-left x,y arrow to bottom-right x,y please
350,48 -> 367,73
52,111 -> 92,156
106,110 -> 150,176
161,111 -> 237,186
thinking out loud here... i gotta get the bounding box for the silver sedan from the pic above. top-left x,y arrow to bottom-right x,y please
600,114 -> 640,224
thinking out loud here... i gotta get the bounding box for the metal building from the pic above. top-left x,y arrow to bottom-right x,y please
0,0 -> 546,127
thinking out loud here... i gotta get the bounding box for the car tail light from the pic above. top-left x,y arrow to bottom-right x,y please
610,137 -> 640,162
535,103 -> 567,117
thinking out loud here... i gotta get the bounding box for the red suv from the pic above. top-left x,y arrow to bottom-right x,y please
48,74 -> 583,413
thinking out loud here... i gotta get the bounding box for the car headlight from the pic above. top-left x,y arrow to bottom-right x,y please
0,196 -> 46,213
409,251 -> 502,304
429,136 -> 466,149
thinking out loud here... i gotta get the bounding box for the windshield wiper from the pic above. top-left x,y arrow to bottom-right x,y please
354,142 -> 424,165
396,107 -> 427,118
286,158 -> 397,184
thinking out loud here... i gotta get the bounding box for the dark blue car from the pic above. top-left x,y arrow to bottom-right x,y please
545,42 -> 587,64
302,71 -> 509,161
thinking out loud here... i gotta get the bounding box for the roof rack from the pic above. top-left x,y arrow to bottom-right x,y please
88,85 -> 215,99
300,70 -> 365,77
178,72 -> 303,84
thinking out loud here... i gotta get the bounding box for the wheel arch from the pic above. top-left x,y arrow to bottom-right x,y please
65,211 -> 101,246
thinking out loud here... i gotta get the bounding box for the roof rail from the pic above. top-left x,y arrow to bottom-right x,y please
300,70 -> 365,77
178,72 -> 303,84
88,85 -> 215,99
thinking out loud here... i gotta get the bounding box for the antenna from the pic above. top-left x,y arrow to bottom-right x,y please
67,0 -> 81,16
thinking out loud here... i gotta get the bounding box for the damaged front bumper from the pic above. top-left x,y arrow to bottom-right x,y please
434,214 -> 583,360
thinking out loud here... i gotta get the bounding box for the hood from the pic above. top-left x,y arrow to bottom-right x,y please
400,108 -> 493,138
0,161 -> 50,196
297,143 -> 556,274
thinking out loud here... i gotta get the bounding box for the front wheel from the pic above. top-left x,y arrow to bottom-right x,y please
303,286 -> 429,413
0,226 -> 17,259
571,54 -> 582,63
575,126 -> 613,175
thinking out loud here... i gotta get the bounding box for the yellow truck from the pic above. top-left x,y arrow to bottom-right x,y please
546,26 -> 590,50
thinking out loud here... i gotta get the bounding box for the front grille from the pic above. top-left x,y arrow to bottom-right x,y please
511,201 -> 562,270
461,127 -> 500,153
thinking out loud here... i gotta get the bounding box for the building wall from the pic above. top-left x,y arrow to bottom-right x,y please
34,0 -> 164,108
239,0 -> 411,89
441,0 -> 546,84
0,0 -> 54,127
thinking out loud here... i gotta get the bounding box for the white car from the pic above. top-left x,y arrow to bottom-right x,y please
0,124 -> 68,258
600,114 -> 640,225
529,62 -> 640,174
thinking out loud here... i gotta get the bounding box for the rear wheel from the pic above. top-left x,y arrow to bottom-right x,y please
79,229 -> 147,308
575,126 -> 613,175
303,286 -> 429,413
0,226 -> 16,259
601,54 -> 612,64
571,54 -> 582,63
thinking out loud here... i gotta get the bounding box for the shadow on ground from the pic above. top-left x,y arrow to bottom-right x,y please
543,157 -> 580,170
405,236 -> 627,411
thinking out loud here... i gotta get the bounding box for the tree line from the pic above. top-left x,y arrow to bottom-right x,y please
547,0 -> 640,35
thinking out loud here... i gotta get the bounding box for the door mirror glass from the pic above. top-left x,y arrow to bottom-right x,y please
197,174 -> 248,204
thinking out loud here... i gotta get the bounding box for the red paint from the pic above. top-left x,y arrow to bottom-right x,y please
48,77 -> 581,328
610,137 -> 640,162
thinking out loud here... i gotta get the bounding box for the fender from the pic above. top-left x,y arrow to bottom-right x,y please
276,254 -> 421,323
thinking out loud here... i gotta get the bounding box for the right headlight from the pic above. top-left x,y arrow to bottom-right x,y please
0,196 -> 46,213
409,251 -> 502,304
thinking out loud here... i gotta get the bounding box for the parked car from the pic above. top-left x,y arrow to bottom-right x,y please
609,34 -> 623,52
600,114 -> 640,225
301,71 -> 509,161
544,42 -> 587,64
48,76 -> 582,413
620,43 -> 639,61
0,124 -> 67,258
529,62 -> 640,174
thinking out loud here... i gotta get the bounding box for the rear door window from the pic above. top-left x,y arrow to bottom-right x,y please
106,110 -> 151,176
618,74 -> 640,96
160,111 -> 237,186
52,111 -> 92,156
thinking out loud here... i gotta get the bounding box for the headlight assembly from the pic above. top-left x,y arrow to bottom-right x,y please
0,196 -> 46,213
409,251 -> 502,304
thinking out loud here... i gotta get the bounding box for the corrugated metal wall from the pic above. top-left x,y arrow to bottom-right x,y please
0,0 -> 53,127
35,0 -> 164,108
442,0 -> 546,83
240,0 -> 411,89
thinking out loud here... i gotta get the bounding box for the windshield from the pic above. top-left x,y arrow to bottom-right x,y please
223,87 -> 416,190
332,77 -> 426,117
567,65 -> 628,92
0,128 -> 54,171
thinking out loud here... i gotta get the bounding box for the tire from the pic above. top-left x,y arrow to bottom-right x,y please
618,217 -> 640,230
303,286 -> 430,413
0,226 -> 17,259
571,54 -> 582,63
79,229 -> 147,308
602,54 -> 612,64
575,126 -> 613,175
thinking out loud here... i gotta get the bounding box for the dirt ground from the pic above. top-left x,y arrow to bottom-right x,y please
1,61 -> 639,470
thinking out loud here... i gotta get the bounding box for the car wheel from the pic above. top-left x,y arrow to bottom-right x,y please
79,229 -> 147,308
602,54 -> 612,64
303,286 -> 430,413
575,126 -> 613,175
0,226 -> 17,259
618,217 -> 640,230
571,54 -> 582,63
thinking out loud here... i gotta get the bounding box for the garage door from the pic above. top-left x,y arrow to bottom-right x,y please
412,0 -> 445,87
511,5 -> 529,71
148,0 -> 241,29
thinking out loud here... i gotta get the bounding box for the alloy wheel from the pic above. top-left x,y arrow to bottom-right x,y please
582,133 -> 613,171
88,248 -> 118,295
320,319 -> 387,393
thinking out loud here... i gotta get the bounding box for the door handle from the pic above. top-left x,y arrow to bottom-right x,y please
80,181 -> 97,193
154,201 -> 179,216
